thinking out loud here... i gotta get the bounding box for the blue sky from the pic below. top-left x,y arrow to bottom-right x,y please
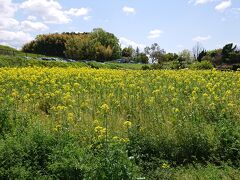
0,0 -> 239,52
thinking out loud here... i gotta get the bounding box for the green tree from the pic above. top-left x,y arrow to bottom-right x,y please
197,50 -> 207,62
90,28 -> 121,60
95,43 -> 113,61
222,43 -> 237,63
122,46 -> 134,59
144,43 -> 165,63
178,49 -> 193,63
207,49 -> 222,65
135,53 -> 149,64
164,53 -> 178,62
22,33 -> 69,57
136,47 -> 140,57
64,34 -> 93,60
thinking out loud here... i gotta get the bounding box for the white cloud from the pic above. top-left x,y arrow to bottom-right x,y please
27,15 -> 37,21
65,8 -> 90,17
0,0 -> 95,48
20,0 -> 71,24
0,0 -> 33,48
20,21 -> 48,31
193,35 -> 212,42
119,37 -> 145,50
148,29 -> 163,39
20,0 -> 91,24
0,0 -> 19,29
0,0 -> 17,18
192,0 -> 214,5
0,30 -> 33,48
0,18 -> 19,29
189,0 -> 232,13
215,0 -> 232,12
83,16 -> 92,21
122,6 -> 136,14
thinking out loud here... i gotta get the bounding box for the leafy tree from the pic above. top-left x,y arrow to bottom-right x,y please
222,43 -> 237,63
95,43 -> 113,61
164,53 -> 178,62
64,34 -> 93,60
178,49 -> 193,63
134,53 -> 149,64
122,46 -> 134,59
136,47 -> 140,57
90,28 -> 121,60
197,50 -> 207,62
144,43 -> 165,63
207,49 -> 222,65
22,33 -> 69,57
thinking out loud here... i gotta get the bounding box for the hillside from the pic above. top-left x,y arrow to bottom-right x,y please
0,45 -> 17,51
0,54 -> 150,70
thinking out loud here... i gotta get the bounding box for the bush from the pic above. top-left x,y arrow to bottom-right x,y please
0,129 -> 55,179
190,60 -> 214,70
0,118 -> 139,179
151,63 -> 163,70
142,65 -> 150,70
232,64 -> 240,71
169,61 -> 185,69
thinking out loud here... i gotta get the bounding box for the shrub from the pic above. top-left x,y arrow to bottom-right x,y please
142,65 -> 150,70
232,64 -> 240,71
190,60 -> 214,70
151,63 -> 163,70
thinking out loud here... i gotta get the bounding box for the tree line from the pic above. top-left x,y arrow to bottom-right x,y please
22,28 -> 240,66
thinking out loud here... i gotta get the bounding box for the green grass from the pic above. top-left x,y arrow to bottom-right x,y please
85,61 -> 150,70
0,45 -> 17,51
0,55 -> 88,68
150,164 -> 240,179
106,62 -> 150,70
0,54 -> 150,70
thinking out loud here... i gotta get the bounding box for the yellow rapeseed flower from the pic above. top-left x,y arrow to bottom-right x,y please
100,103 -> 110,113
162,163 -> 170,169
123,120 -> 132,128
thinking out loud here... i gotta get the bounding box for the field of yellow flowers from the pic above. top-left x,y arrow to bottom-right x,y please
0,67 -> 240,179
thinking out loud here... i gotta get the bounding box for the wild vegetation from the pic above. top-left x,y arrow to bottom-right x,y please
0,28 -> 240,179
0,67 -> 240,179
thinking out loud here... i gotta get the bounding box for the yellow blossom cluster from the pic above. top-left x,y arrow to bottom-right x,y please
0,67 -> 238,136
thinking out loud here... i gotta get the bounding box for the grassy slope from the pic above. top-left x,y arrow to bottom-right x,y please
0,55 -> 88,68
0,54 -> 149,70
0,45 -> 17,51
0,45 -> 149,69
